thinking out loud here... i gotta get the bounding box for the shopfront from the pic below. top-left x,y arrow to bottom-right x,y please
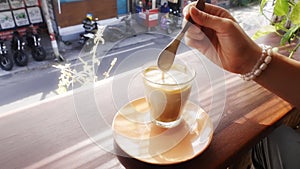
132,0 -> 184,30
0,0 -> 43,39
117,0 -> 128,15
0,0 -> 187,40
52,0 -> 117,28
132,0 -> 184,13
133,0 -> 159,30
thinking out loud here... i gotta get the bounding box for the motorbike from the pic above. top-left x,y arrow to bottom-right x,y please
160,14 -> 173,34
79,30 -> 97,52
25,27 -> 46,61
0,39 -> 13,71
11,30 -> 28,66
160,9 -> 182,34
169,9 -> 182,29
79,18 -> 99,52
103,15 -> 136,42
79,14 -> 135,51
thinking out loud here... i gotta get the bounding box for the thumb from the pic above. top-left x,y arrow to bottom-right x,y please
189,6 -> 229,33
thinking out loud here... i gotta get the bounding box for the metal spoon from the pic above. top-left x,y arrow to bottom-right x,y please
157,0 -> 205,72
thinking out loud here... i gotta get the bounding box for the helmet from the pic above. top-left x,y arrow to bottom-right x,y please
86,13 -> 93,20
138,1 -> 143,7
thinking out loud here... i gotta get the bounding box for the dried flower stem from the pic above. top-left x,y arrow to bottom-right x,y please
54,26 -> 113,94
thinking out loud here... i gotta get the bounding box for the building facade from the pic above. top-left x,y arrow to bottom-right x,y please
0,0 -> 190,40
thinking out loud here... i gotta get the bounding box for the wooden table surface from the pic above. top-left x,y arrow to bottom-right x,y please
116,74 -> 294,169
0,33 -> 298,169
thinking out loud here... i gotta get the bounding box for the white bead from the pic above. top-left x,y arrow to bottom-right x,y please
254,69 -> 262,76
244,76 -> 250,81
272,47 -> 279,53
259,63 -> 268,70
264,56 -> 272,64
267,48 -> 272,56
240,44 -> 273,81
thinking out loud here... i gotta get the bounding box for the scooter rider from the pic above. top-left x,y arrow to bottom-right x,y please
82,13 -> 97,33
160,2 -> 170,14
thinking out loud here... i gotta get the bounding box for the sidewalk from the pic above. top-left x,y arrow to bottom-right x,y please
0,3 -> 268,78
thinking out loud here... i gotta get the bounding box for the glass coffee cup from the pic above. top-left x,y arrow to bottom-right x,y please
142,64 -> 196,128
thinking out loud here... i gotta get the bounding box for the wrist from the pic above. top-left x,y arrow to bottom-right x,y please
241,44 -> 278,81
239,45 -> 262,75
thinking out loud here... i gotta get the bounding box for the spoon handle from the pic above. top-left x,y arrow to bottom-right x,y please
157,0 -> 205,72
188,0 -> 206,24
179,0 -> 206,38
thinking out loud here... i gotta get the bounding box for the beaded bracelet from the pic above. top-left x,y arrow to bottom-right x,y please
241,44 -> 277,81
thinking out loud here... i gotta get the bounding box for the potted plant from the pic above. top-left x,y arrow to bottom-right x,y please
253,0 -> 300,58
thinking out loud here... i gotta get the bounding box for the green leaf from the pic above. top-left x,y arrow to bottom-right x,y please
280,25 -> 300,45
252,25 -> 276,40
274,0 -> 289,16
260,0 -> 269,14
290,1 -> 300,24
274,18 -> 288,31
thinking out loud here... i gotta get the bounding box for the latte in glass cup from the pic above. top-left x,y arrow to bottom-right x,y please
142,64 -> 195,128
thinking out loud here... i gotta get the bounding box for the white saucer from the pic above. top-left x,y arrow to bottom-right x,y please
112,98 -> 213,165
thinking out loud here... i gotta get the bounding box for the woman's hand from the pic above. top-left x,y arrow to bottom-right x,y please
184,2 -> 300,108
184,2 -> 261,74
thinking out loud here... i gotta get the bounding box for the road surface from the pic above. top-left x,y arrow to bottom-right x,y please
0,33 -> 192,113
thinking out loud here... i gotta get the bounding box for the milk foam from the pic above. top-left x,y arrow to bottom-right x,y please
143,66 -> 192,85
